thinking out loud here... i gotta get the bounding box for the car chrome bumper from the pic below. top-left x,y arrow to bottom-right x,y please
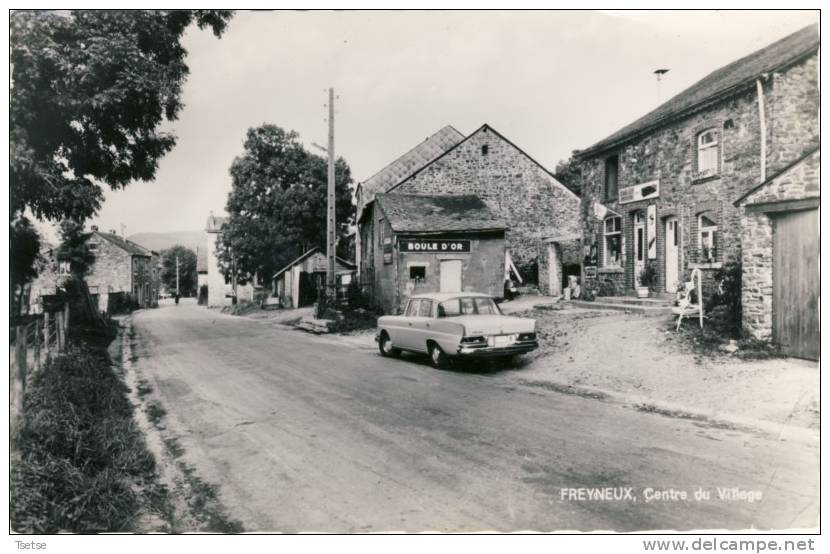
456,341 -> 538,357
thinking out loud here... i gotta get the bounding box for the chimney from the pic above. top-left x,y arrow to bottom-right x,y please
91,225 -> 99,232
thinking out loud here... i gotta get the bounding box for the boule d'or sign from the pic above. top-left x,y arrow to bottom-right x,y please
400,239 -> 471,253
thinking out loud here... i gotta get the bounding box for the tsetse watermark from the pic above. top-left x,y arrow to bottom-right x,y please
559,487 -> 763,503
15,541 -> 46,550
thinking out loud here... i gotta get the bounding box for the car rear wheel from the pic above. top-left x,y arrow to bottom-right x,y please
428,342 -> 449,369
378,332 -> 401,357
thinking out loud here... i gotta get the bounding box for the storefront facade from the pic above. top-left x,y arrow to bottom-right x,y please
364,193 -> 506,314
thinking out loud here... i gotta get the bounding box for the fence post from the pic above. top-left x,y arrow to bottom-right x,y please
57,310 -> 65,351
33,319 -> 41,371
43,312 -> 51,359
64,302 -> 71,338
11,326 -> 27,450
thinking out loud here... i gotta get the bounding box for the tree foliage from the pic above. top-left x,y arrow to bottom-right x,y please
218,124 -> 355,282
56,220 -> 96,277
160,245 -> 198,296
554,154 -> 582,196
10,217 -> 42,316
10,10 -> 233,223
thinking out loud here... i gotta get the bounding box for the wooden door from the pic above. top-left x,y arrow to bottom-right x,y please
439,260 -> 462,293
633,211 -> 645,287
773,208 -> 819,360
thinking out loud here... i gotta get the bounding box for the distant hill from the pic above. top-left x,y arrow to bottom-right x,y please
128,231 -> 205,254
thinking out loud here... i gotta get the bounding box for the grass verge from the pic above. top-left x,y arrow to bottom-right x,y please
9,324 -> 172,533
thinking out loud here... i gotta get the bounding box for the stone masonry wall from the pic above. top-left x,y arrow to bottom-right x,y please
392,125 -> 581,295
578,53 -> 819,302
739,149 -> 819,339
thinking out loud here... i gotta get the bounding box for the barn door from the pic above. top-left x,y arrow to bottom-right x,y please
773,208 -> 819,360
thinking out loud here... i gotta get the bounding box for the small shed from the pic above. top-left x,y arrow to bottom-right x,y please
734,147 -> 819,360
272,248 -> 356,308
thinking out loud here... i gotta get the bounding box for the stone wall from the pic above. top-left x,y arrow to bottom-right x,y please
577,53 -> 819,301
392,125 -> 580,294
739,149 -> 819,339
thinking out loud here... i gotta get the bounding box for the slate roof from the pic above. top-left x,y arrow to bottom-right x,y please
578,24 -> 820,159
375,193 -> 506,233
95,231 -> 152,257
358,126 -> 465,207
272,247 -> 357,280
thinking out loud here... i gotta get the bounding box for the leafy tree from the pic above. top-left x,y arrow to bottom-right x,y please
160,245 -> 198,297
218,124 -> 354,283
554,153 -> 582,196
9,10 -> 233,285
10,217 -> 41,317
56,220 -> 96,277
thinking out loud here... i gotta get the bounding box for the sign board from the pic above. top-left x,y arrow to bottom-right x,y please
400,239 -> 471,253
584,265 -> 597,278
647,204 -> 657,259
382,237 -> 393,264
619,180 -> 659,205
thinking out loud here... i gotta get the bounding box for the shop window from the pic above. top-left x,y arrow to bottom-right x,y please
409,265 -> 426,283
604,155 -> 619,201
603,216 -> 622,267
697,212 -> 719,262
696,128 -> 719,175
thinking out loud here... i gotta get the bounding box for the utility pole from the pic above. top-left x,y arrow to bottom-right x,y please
326,87 -> 336,294
175,255 -> 180,296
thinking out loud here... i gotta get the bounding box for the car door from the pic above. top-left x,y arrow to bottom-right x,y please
395,299 -> 421,350
410,299 -> 434,353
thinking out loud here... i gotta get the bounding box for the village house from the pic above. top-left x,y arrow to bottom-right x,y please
573,24 -> 818,357
271,247 -> 356,309
204,212 -> 256,307
30,226 -> 161,313
357,123 -> 580,313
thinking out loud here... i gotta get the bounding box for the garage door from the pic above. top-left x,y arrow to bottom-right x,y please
773,208 -> 819,360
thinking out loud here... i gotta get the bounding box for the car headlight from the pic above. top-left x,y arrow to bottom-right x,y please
518,333 -> 536,341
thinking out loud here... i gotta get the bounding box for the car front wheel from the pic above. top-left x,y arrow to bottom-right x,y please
378,332 -> 401,357
428,343 -> 449,369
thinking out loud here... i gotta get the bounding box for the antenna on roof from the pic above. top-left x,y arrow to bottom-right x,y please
654,68 -> 670,102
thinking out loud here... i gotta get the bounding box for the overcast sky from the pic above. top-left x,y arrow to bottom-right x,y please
87,9 -> 817,237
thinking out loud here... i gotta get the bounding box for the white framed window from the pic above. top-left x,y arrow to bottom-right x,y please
603,216 -> 622,267
697,129 -> 719,174
58,261 -> 71,275
697,212 -> 718,262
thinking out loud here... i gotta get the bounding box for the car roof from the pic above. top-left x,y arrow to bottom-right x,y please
408,292 -> 493,302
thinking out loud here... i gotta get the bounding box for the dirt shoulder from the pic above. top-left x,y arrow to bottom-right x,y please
511,306 -> 819,432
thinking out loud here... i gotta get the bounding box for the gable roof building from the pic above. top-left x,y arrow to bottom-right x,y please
374,193 -> 506,234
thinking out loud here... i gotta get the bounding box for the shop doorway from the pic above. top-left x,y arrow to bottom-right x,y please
439,260 -> 462,292
633,211 -> 646,287
665,217 -> 680,293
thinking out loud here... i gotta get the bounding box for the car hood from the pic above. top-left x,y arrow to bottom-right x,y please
447,315 -> 535,335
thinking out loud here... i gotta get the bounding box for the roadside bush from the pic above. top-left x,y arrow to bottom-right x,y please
706,261 -> 743,337
344,280 -> 371,311
10,345 -> 163,533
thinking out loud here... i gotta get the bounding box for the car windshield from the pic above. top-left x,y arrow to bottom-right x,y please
437,297 -> 501,317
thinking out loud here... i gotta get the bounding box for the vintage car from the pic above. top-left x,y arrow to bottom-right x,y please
376,292 -> 538,368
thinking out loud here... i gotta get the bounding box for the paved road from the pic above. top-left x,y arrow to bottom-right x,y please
129,303 -> 818,532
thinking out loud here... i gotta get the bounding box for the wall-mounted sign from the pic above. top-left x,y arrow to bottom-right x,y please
619,180 -> 659,205
383,237 -> 393,264
584,265 -> 597,278
647,204 -> 657,259
400,239 -> 471,253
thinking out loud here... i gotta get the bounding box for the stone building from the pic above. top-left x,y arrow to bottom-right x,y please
30,227 -> 160,312
734,147 -> 819,359
364,193 -> 507,314
358,123 -> 580,307
573,25 -> 819,307
205,212 -> 229,307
